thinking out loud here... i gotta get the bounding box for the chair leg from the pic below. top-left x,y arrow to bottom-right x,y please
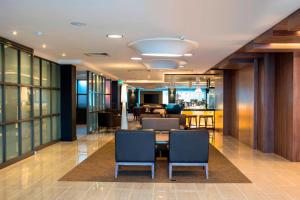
151,163 -> 155,179
169,163 -> 173,179
205,164 -> 209,179
115,164 -> 119,178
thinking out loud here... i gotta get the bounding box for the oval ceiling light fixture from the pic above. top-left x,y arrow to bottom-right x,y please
128,37 -> 198,57
184,53 -> 193,57
107,34 -> 123,39
143,59 -> 187,70
12,31 -> 17,35
179,65 -> 185,68
142,53 -> 182,57
62,53 -> 66,57
131,57 -> 142,61
70,21 -> 87,27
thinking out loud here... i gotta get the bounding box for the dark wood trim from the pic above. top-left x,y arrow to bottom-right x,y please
0,151 -> 34,169
0,36 -> 33,54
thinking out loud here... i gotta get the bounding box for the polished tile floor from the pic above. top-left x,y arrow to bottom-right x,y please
1,129 -> 300,200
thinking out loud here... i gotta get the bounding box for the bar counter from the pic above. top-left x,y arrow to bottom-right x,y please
181,108 -> 215,128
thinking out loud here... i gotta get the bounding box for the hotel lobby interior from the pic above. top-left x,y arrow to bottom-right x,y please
2,0 -> 300,199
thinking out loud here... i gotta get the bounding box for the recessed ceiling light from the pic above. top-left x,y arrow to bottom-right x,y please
179,65 -> 185,68
107,34 -> 123,39
142,53 -> 182,57
70,22 -> 87,27
62,53 -> 66,57
42,44 -> 47,48
184,53 -> 193,57
35,31 -> 43,36
131,57 -> 142,61
12,31 -> 17,35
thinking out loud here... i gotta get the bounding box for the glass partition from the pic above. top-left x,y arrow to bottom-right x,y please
0,41 -> 61,166
4,46 -> 18,83
86,71 -> 106,133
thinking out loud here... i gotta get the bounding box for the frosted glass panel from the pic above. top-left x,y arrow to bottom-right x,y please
42,60 -> 50,87
52,90 -> 60,114
4,46 -> 18,83
0,127 -> 3,163
34,120 -> 40,147
20,87 -> 31,119
21,122 -> 31,154
51,64 -> 60,88
5,86 -> 18,122
20,52 -> 31,84
42,117 -> 51,144
6,123 -> 19,160
0,86 -> 2,122
52,116 -> 60,140
33,88 -> 40,116
0,45 -> 2,81
42,89 -> 50,115
33,57 -> 40,86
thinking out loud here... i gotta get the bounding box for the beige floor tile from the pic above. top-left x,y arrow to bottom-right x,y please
0,121 -> 300,200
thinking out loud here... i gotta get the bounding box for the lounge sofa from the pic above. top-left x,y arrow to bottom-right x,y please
169,130 -> 209,179
115,130 -> 156,179
141,118 -> 180,131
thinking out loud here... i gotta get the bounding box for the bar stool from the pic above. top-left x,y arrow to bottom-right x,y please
205,115 -> 214,128
198,115 -> 206,128
187,115 -> 197,128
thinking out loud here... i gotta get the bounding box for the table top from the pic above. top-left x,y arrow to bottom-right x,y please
156,134 -> 169,144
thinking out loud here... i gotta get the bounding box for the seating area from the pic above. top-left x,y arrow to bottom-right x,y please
4,2 -> 300,199
115,129 -> 209,179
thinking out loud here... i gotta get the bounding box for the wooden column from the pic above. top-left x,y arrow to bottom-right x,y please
60,65 -> 77,141
223,70 -> 234,136
256,54 -> 275,153
292,52 -> 300,161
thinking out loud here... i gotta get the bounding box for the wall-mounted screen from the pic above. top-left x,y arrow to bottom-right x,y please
144,94 -> 159,104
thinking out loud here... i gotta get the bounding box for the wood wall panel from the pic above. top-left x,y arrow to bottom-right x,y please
292,52 -> 300,161
274,53 -> 294,160
223,66 -> 255,147
256,54 -> 275,153
223,70 -> 234,136
235,65 -> 255,147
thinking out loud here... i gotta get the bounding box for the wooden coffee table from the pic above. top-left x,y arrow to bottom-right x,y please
155,133 -> 169,144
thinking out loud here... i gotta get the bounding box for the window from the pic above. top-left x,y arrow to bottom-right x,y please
42,89 -> 51,115
0,127 -> 3,163
33,88 -> 40,116
6,123 -> 19,160
52,116 -> 60,140
20,87 -> 31,119
42,117 -> 51,144
0,86 -> 2,122
20,52 -> 31,85
51,63 -> 60,88
33,57 -> 40,86
34,120 -> 40,147
0,45 -> 2,82
4,46 -> 18,83
42,60 -> 50,87
51,90 -> 60,114
21,122 -> 32,154
5,86 -> 18,122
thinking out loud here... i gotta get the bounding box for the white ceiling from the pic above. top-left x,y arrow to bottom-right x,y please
1,0 -> 300,81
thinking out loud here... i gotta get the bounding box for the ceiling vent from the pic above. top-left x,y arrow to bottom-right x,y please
84,52 -> 110,57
